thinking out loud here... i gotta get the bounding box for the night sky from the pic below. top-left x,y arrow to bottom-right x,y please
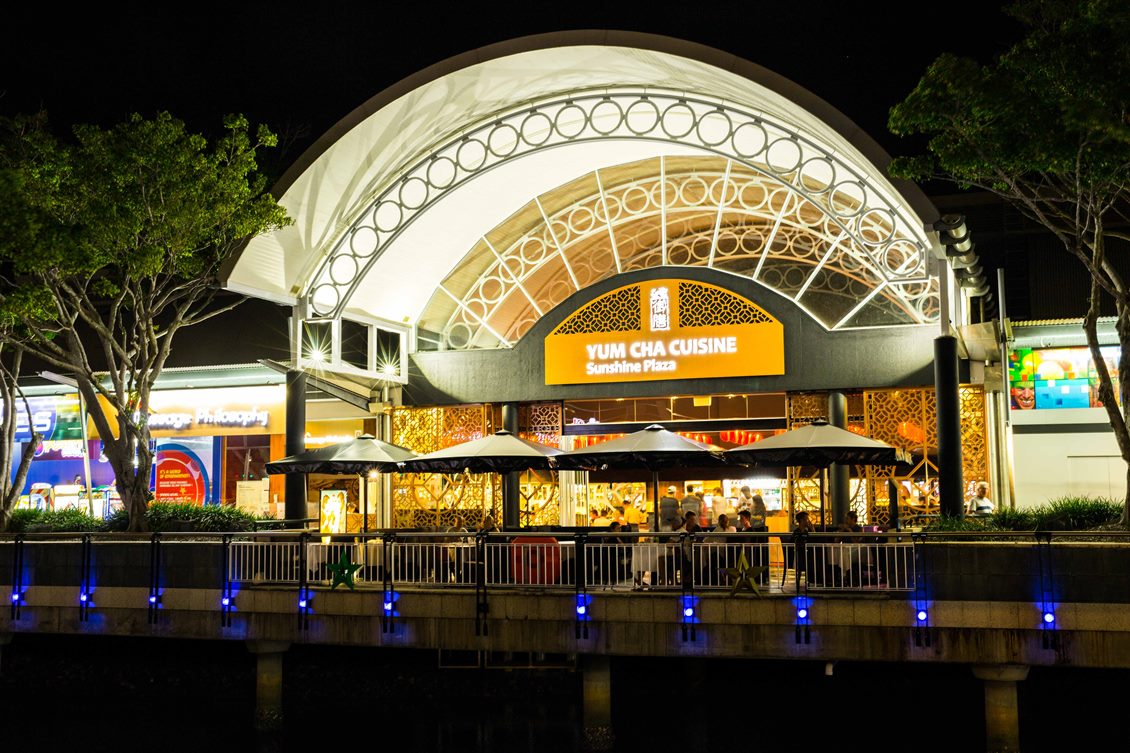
3,2 -> 1019,163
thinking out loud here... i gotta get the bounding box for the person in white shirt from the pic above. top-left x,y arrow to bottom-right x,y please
968,482 -> 994,516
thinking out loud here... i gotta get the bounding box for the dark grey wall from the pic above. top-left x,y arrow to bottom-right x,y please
405,267 -> 939,406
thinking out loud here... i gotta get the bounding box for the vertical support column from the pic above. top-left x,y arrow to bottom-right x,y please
285,370 -> 308,523
827,391 -> 849,527
502,403 -> 520,530
935,336 -> 964,518
248,641 -> 290,731
581,654 -> 614,752
972,664 -> 1028,753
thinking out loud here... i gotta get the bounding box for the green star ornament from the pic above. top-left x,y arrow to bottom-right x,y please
326,549 -> 363,590
725,552 -> 768,597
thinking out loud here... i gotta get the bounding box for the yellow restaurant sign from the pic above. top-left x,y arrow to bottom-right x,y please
89,385 -> 287,439
545,279 -> 784,385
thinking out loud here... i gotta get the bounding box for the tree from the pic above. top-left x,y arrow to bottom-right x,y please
0,112 -> 289,531
889,0 -> 1130,524
0,344 -> 41,532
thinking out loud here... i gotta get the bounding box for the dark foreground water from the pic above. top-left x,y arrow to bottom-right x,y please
0,634 -> 1125,752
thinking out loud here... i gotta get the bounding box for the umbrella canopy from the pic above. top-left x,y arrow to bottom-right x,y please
265,435 -> 417,475
725,420 -> 907,467
555,424 -> 725,471
395,430 -> 563,474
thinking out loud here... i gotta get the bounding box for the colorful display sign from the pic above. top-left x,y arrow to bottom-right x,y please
545,279 -> 784,385
1,395 -> 84,442
154,437 -> 214,505
1009,346 -> 1120,410
319,489 -> 348,534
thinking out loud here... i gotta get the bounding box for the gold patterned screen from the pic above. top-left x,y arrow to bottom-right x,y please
677,281 -> 772,326
782,387 -> 988,526
555,286 -> 640,334
390,405 -> 501,528
518,402 -> 564,527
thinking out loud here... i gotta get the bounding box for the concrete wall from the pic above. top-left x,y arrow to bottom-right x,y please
1011,407 -> 1126,505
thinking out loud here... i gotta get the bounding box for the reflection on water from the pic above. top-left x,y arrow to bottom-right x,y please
2,635 -> 1128,752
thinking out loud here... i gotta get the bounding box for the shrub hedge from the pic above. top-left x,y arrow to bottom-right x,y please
7,503 -> 268,533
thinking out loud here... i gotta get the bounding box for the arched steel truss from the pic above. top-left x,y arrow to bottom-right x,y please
419,158 -> 939,350
305,88 -> 937,340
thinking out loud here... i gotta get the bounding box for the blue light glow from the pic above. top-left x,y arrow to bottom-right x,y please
11,592 -> 20,602
80,593 -> 89,603
1043,611 -> 1055,624
797,608 -> 808,620
299,599 -> 308,609
916,609 -> 928,622
383,601 -> 394,612
148,595 -> 157,604
683,607 -> 694,618
221,597 -> 231,607
576,605 -> 587,616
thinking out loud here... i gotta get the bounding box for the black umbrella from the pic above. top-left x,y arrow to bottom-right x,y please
555,424 -> 726,529
265,435 -> 416,475
395,430 -> 563,474
396,430 -> 564,528
725,420 -> 908,526
266,434 -> 416,533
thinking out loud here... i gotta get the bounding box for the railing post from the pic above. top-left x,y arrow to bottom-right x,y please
911,531 -> 931,647
793,530 -> 810,644
474,531 -> 489,637
297,531 -> 310,631
1035,530 -> 1057,648
9,535 -> 24,621
575,533 -> 589,639
79,534 -> 92,623
147,532 -> 162,624
381,532 -> 396,634
680,532 -> 696,642
220,534 -> 234,628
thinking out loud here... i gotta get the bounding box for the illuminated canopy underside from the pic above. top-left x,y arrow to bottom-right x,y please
227,41 -> 939,348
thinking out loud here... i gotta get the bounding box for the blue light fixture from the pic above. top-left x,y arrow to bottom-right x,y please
298,598 -> 308,609
797,607 -> 808,620
221,596 -> 231,607
576,604 -> 587,616
10,592 -> 19,602
148,595 -> 157,604
1043,611 -> 1055,624
916,609 -> 928,622
383,600 -> 394,612
80,592 -> 89,603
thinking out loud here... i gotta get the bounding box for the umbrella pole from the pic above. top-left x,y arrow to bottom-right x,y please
361,474 -> 368,534
820,469 -> 827,531
651,470 -> 660,532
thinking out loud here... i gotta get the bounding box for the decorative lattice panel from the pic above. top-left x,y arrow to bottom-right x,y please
960,385 -> 989,495
519,402 -> 562,447
787,392 -> 828,426
555,286 -> 640,334
390,405 -> 500,528
677,281 -> 773,326
519,470 -> 560,528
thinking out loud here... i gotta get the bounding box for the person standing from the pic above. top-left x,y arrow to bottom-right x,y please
968,482 -> 994,516
680,490 -> 703,527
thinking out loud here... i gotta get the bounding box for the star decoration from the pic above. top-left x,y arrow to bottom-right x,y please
326,550 -> 362,590
725,552 -> 767,597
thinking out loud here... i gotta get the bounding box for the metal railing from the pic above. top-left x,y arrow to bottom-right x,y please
218,531 -> 916,593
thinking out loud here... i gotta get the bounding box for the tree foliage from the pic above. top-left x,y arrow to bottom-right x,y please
889,0 -> 1130,524
0,112 -> 289,531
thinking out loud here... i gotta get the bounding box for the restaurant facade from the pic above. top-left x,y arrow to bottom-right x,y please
216,31 -> 1009,530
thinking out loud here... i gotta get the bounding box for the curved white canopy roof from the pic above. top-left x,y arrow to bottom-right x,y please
225,32 -> 940,339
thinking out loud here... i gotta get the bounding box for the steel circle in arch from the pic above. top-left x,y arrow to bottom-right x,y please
304,89 -> 932,323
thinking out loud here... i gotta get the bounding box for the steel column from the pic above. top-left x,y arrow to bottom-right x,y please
935,336 -> 964,517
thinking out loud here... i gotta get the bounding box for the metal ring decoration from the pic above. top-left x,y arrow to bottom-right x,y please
301,88 -> 935,332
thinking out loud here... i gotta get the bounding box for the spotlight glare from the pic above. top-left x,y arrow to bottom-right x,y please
797,608 -> 808,620
1043,611 -> 1055,624
80,593 -> 89,603
916,609 -> 928,622
576,605 -> 586,616
221,597 -> 231,607
383,602 -> 394,612
148,595 -> 157,604
299,599 -> 308,609
683,607 -> 694,618
11,593 -> 19,602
